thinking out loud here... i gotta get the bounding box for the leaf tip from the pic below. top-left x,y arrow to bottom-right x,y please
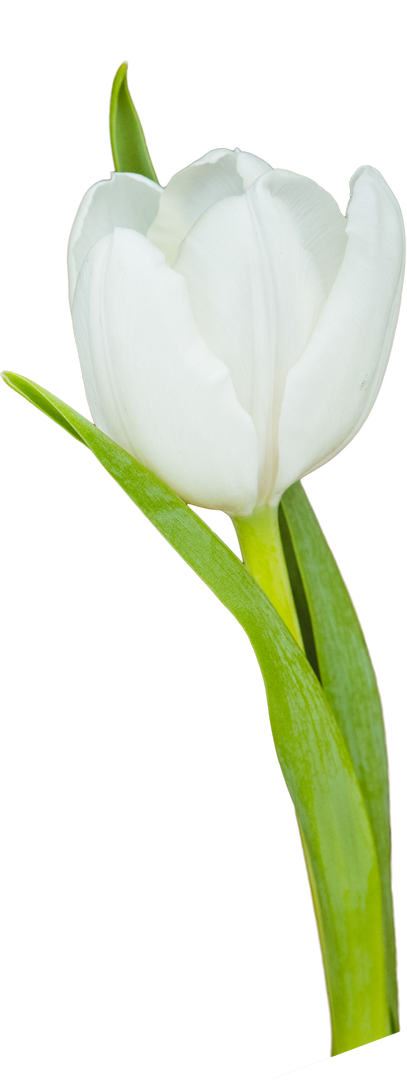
109,61 -> 158,183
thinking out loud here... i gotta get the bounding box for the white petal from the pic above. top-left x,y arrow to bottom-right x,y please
147,149 -> 271,266
68,172 -> 162,304
274,167 -> 405,497
72,228 -> 258,515
175,169 -> 346,503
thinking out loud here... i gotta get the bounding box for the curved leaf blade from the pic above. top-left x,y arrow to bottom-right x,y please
109,62 -> 159,182
280,481 -> 398,1032
2,370 -> 391,1053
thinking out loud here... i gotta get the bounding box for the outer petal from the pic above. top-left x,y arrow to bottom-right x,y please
68,172 -> 162,304
274,167 -> 405,498
147,148 -> 271,266
71,227 -> 258,514
175,169 -> 346,503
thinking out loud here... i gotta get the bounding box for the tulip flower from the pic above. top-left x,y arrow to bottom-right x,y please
68,150 -> 404,518
3,63 -> 405,1059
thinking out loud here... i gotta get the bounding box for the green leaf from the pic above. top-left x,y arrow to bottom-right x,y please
2,370 -> 392,1053
280,481 -> 398,1033
109,62 -> 159,182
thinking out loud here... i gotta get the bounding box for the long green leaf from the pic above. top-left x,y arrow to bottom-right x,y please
280,481 -> 398,1032
109,62 -> 159,181
2,371 -> 392,1053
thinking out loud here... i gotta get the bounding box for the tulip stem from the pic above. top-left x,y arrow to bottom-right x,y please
232,505 -> 303,649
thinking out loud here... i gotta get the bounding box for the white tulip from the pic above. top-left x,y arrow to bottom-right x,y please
68,149 -> 405,517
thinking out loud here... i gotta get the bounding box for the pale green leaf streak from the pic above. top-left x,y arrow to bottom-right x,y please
110,62 -> 159,182
280,481 -> 398,1033
2,371 -> 391,1054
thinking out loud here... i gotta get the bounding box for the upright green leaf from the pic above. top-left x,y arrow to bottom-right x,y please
280,481 -> 398,1032
109,62 -> 159,181
2,371 -> 392,1053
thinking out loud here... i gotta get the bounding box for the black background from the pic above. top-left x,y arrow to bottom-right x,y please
1,19 -> 403,1080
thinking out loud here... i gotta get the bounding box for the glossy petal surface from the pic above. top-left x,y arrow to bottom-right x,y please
147,148 -> 271,266
68,171 -> 162,303
175,169 -> 346,502
275,167 -> 405,497
72,227 -> 258,514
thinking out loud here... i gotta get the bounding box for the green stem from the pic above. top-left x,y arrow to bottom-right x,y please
232,501 -> 391,1054
232,505 -> 303,648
